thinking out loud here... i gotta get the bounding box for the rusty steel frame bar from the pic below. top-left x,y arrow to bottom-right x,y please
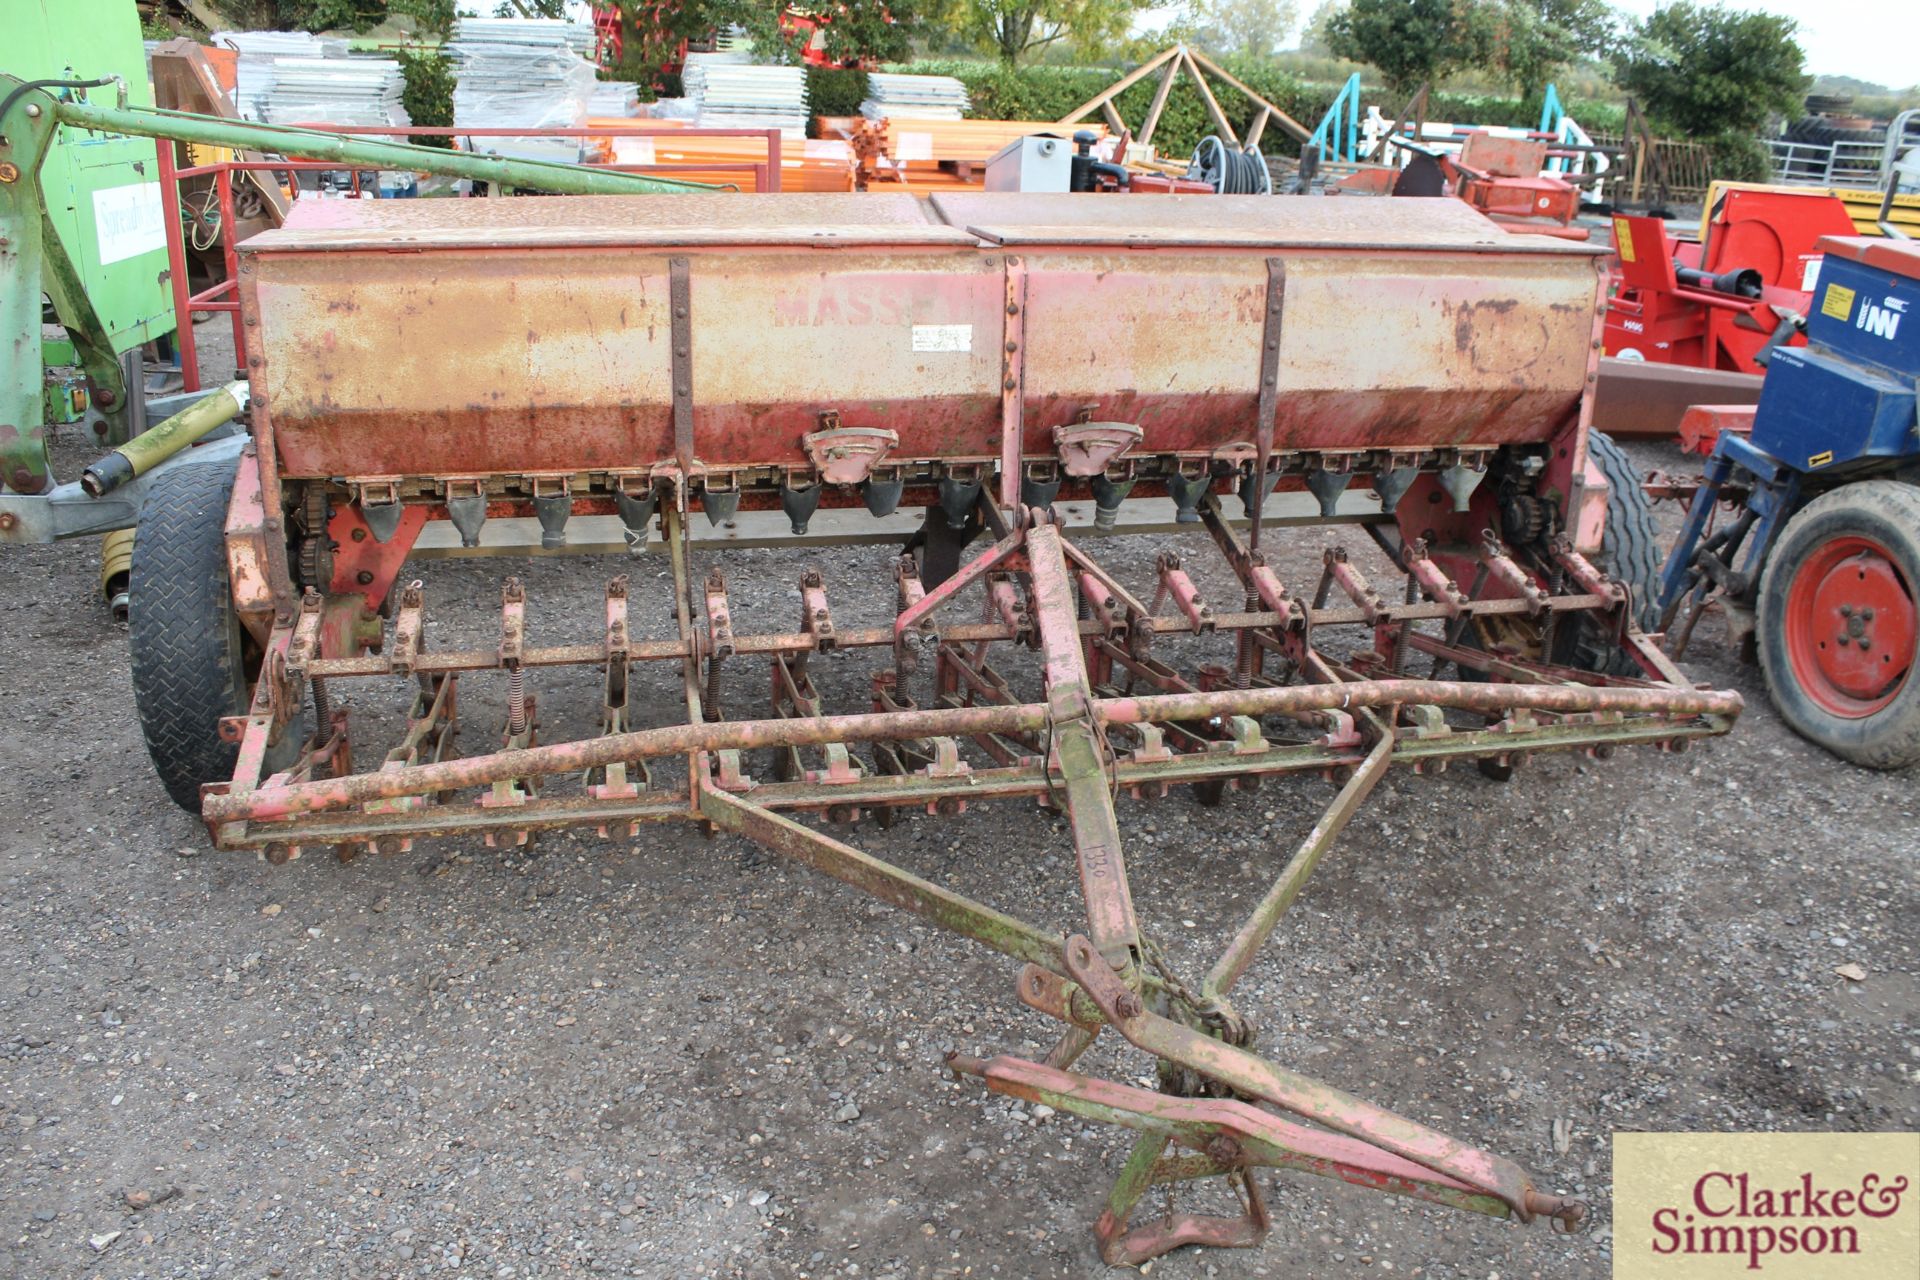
950,1055 -> 1511,1217
203,674 -> 1736,827
1205,732 -> 1392,996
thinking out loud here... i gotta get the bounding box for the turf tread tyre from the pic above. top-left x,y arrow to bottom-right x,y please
1756,481 -> 1920,770
1587,430 -> 1662,631
1549,431 -> 1661,675
129,461 -> 252,810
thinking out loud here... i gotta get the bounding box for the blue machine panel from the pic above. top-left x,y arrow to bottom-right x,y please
1804,252 -> 1918,374
1749,250 -> 1919,471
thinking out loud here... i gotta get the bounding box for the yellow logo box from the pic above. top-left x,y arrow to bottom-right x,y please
1613,1132 -> 1918,1278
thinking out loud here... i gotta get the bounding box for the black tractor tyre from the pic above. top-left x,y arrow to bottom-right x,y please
129,460 -> 292,810
1552,430 -> 1663,674
1756,481 -> 1920,770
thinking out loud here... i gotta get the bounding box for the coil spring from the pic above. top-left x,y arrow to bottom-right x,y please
1390,575 -> 1419,674
310,677 -> 333,746
506,666 -> 528,737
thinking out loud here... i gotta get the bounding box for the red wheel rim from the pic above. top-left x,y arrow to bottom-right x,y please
1783,534 -> 1916,718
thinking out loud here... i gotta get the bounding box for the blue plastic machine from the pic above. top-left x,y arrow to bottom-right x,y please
1657,236 -> 1919,767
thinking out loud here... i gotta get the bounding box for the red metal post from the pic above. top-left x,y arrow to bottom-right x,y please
216,166 -> 243,379
154,136 -> 200,392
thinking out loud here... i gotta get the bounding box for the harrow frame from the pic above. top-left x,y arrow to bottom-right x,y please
200,474 -> 1738,1263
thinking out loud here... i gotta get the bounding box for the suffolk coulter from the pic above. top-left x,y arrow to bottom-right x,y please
130,191 -> 1737,1262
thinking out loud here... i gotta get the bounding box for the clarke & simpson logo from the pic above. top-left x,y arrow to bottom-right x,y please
1650,1170 -> 1908,1269
1614,1133 -> 1919,1278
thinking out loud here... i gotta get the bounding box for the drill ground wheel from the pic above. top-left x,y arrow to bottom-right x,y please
1550,429 -> 1662,674
1758,481 -> 1920,769
128,461 -> 296,810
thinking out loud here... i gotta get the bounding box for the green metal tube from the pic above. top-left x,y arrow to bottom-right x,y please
51,97 -> 722,195
81,381 -> 247,497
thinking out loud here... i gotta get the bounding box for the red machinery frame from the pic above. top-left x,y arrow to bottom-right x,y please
156,123 -> 783,391
1602,186 -> 1859,373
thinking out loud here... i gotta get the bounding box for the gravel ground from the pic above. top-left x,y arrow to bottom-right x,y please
1,429 -> 1914,1280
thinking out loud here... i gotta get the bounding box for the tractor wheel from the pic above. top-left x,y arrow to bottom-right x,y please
1757,481 -> 1920,769
129,460 -> 292,810
1552,429 -> 1662,674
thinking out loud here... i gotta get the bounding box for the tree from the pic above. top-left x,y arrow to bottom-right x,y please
1326,0 -> 1488,94
1191,0 -> 1302,59
1483,0 -> 1619,96
209,0 -> 390,29
1297,0 -> 1346,55
1611,1 -> 1805,136
954,0 -> 1157,66
727,0 -> 930,66
389,0 -> 457,35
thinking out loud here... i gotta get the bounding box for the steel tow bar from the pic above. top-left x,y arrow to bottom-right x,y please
1060,933 -> 1590,1231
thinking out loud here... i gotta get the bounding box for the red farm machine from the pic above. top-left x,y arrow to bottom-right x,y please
1,80 -> 1745,1266
1603,184 -> 1862,375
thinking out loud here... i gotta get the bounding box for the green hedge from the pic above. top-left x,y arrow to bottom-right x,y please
396,48 -> 454,148
807,67 -> 870,119
850,58 -> 1624,159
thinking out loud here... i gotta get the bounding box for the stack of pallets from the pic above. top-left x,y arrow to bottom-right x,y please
849,118 -> 1106,192
588,124 -> 855,192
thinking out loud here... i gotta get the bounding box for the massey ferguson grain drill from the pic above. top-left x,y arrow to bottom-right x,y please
1,83 -> 1745,1265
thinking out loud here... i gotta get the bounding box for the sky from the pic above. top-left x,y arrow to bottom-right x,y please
1608,1 -> 1918,91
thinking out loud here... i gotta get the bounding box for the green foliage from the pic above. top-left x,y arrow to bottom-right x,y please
1482,0 -> 1618,96
396,47 -> 454,146
1703,130 -> 1772,183
597,0 -> 720,89
952,0 -> 1160,66
728,0 -> 924,65
1297,0 -> 1346,56
1611,1 -> 1806,137
592,1 -> 924,88
389,0 -> 457,36
1188,0 -> 1302,59
1326,0 -> 1489,95
210,0 -> 390,30
807,67 -> 872,119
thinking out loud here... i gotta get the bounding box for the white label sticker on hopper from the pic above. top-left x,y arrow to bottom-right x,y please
913,324 -> 972,353
92,182 -> 166,265
896,132 -> 933,161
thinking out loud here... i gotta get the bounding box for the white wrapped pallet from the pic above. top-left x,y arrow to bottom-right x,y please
860,73 -> 969,122
448,17 -> 597,163
692,64 -> 808,139
262,57 -> 409,129
589,81 -> 641,118
211,30 -> 346,120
